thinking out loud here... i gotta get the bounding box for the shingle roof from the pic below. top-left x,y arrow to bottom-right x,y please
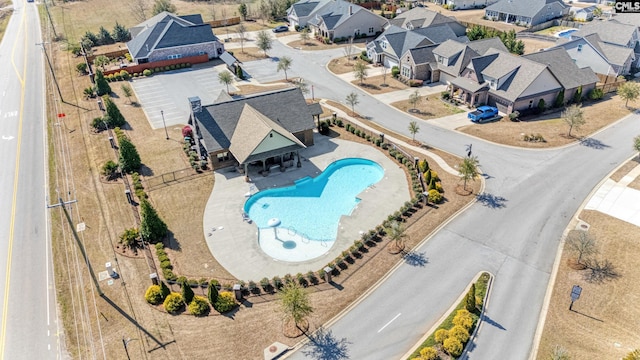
229,104 -> 306,164
290,0 -> 327,17
522,47 -> 599,89
450,76 -> 490,93
127,12 -> 218,59
486,0 -> 567,18
573,20 -> 638,47
220,51 -> 238,67
307,102 -> 323,116
197,88 -> 316,153
556,33 -> 634,68
407,44 -> 438,66
609,13 -> 640,28
307,0 -> 378,30
412,23 -> 467,43
389,7 -> 459,29
467,37 -> 508,55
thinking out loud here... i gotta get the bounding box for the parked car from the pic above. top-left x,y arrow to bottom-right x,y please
272,25 -> 289,33
468,106 -> 499,123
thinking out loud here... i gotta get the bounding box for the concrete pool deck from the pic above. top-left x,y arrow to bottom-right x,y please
202,134 -> 411,280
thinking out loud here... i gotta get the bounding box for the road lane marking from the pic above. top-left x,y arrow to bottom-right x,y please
0,6 -> 28,359
378,313 -> 401,333
10,5 -> 26,86
2,136 -> 15,141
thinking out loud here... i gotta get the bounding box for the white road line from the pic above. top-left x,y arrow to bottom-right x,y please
378,313 -> 401,333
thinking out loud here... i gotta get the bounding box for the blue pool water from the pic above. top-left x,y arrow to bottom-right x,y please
244,158 -> 384,241
557,29 -> 577,39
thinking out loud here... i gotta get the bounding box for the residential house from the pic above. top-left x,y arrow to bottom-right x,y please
430,37 -> 508,84
388,7 -> 465,32
448,48 -> 563,114
553,34 -> 635,76
523,47 -> 599,103
127,12 -> 224,64
485,0 -> 569,27
569,6 -> 596,22
570,19 -> 640,68
442,0 -> 500,10
191,88 -> 319,172
367,23 -> 467,68
288,0 -> 387,41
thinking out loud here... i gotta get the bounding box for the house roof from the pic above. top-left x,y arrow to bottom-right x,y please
432,39 -> 499,77
467,52 -> 499,83
609,13 -> 640,28
450,76 -> 490,93
486,0 -> 567,18
556,33 -> 634,67
573,20 -> 637,47
229,104 -> 306,164
406,44 -> 438,66
307,102 -> 323,116
523,47 -> 599,89
307,0 -> 381,30
196,88 -> 316,154
289,0 -> 331,18
467,37 -> 509,55
127,12 -> 218,59
220,51 -> 239,67
374,25 -> 434,59
482,48 -> 560,102
412,23 -> 468,43
388,7 -> 459,29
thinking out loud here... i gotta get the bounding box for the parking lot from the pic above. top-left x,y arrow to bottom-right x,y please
130,63 -> 232,129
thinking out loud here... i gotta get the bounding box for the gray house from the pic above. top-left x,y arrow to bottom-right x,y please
367,23 -> 467,68
287,0 -> 333,28
485,0 -> 569,27
431,37 -> 508,84
442,0 -> 500,10
523,47 -> 599,103
192,88 -> 319,172
127,12 -> 224,64
571,20 -> 640,68
388,7 -> 465,31
554,34 -> 635,76
305,0 -> 388,41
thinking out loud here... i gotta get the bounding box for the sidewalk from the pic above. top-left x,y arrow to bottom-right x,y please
584,163 -> 640,227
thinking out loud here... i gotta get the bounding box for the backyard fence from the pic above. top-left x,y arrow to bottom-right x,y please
145,167 -> 209,191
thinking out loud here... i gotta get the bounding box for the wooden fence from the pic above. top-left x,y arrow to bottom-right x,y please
594,74 -> 626,94
102,54 -> 209,76
206,17 -> 241,28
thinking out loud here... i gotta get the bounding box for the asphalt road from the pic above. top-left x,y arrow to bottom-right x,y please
0,2 -> 60,359
264,39 -> 640,359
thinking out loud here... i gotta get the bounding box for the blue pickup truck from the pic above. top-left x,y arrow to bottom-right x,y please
468,106 -> 499,123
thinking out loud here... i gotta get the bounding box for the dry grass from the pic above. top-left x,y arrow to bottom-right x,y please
391,97 -> 465,120
328,56 -> 369,74
235,82 -> 292,95
537,210 -> 640,360
521,38 -> 556,54
231,46 -> 269,62
351,74 -> 408,94
421,3 -> 526,32
457,94 -> 633,148
287,38 -> 367,51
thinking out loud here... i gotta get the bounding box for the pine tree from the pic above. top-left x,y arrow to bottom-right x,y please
181,279 -> 194,304
98,26 -> 114,45
160,281 -> 170,299
103,96 -> 125,127
554,89 -> 565,108
112,22 -> 131,42
429,177 -> 437,191
207,281 -> 219,305
140,199 -> 168,243
94,70 -> 111,96
118,137 -> 141,173
465,283 -> 476,312
424,169 -> 432,187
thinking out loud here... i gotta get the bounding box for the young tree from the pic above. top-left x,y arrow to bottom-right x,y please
118,137 -> 142,173
458,156 -> 480,191
94,70 -> 112,96
353,61 -> 368,85
93,55 -> 110,71
566,230 -> 597,265
345,91 -> 359,116
300,28 -> 310,45
277,56 -> 293,81
121,84 -> 134,104
343,36 -> 354,64
180,279 -> 194,304
408,89 -> 421,111
207,280 -> 219,305
256,30 -> 273,57
465,283 -> 476,312
238,3 -> 248,20
140,199 -> 168,243
381,65 -> 388,86
279,282 -> 314,330
634,135 -> 640,159
554,89 -> 565,108
617,81 -> 640,107
218,71 -> 234,93
236,23 -> 247,53
295,79 -> 309,95
385,220 -> 407,252
103,96 -> 125,127
160,281 -> 171,299
562,104 -> 584,137
408,120 -> 420,141
152,0 -> 176,15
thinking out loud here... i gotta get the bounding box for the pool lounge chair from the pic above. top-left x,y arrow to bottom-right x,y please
242,212 -> 252,223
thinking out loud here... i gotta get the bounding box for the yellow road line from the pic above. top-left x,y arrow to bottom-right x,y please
0,5 -> 29,359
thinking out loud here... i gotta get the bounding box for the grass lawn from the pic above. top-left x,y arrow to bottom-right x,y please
457,93 -> 634,148
351,75 -> 408,95
535,26 -> 573,36
391,97 -> 465,120
536,209 -> 640,360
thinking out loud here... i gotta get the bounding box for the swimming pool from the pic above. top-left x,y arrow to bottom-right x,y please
245,158 -> 384,261
556,29 -> 577,39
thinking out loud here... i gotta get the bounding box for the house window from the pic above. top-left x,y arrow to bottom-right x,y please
369,27 -> 374,33
217,152 -> 230,162
489,79 -> 496,89
198,51 -> 205,55
168,54 -> 182,60
401,65 -> 411,78
381,41 -> 387,49
528,100 -> 533,109
577,44 -> 582,52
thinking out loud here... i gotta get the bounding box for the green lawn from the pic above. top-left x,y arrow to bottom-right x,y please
534,26 -> 572,36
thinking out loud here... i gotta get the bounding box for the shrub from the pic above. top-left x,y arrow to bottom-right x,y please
508,111 -> 520,121
272,276 -> 283,289
441,91 -> 451,100
170,64 -> 176,70
162,268 -> 177,281
588,88 -> 604,100
188,296 -> 210,316
160,281 -> 171,298
207,280 -> 219,304
409,79 -> 423,87
260,277 -> 271,291
159,260 -> 172,270
537,98 -> 545,113
448,325 -> 470,343
336,119 -> 343,127
428,189 -> 442,203
419,347 -> 438,360
306,271 -> 317,285
345,124 -> 352,131
453,309 -> 474,329
155,243 -> 164,251
214,291 -> 237,313
391,66 -> 400,78
163,292 -> 183,313
434,329 -> 448,345
145,285 -> 164,305
119,70 -> 130,80
143,69 -> 152,76
443,337 -> 463,357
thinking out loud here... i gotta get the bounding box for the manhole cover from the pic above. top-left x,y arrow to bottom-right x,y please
269,346 -> 277,353
581,224 -> 588,229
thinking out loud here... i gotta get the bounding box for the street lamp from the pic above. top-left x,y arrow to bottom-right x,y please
160,110 -> 169,140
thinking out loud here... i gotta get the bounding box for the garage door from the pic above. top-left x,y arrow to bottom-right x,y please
488,95 -> 509,114
384,57 -> 398,69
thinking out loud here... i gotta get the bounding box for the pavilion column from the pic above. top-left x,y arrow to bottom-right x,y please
244,163 -> 249,182
296,151 -> 302,168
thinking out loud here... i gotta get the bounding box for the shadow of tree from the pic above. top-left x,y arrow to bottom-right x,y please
475,193 -> 507,209
579,137 -> 610,149
301,327 -> 351,360
402,251 -> 429,267
481,314 -> 506,330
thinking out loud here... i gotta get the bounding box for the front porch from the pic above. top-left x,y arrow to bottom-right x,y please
447,78 -> 490,108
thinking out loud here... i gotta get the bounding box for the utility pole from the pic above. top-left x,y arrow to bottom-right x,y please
37,42 -> 63,102
160,110 -> 169,140
47,197 -> 104,297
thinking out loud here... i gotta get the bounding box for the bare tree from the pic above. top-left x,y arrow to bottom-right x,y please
381,66 -> 388,86
299,28 -> 311,45
345,92 -> 359,116
343,36 -> 354,65
221,5 -> 229,40
236,23 -> 247,53
210,4 -> 217,22
566,230 -> 597,265
583,258 -> 619,283
562,104 -> 584,137
129,0 -> 150,23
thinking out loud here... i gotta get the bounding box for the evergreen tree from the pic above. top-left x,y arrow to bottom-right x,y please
554,89 -> 565,108
424,169 -> 432,187
98,26 -> 114,45
140,199 -> 168,243
572,85 -> 583,104
118,137 -> 142,173
94,70 -> 112,96
160,281 -> 171,299
181,279 -> 194,304
152,0 -> 176,15
238,3 -> 247,20
82,30 -> 99,47
112,22 -> 131,42
103,96 -> 125,127
207,280 -> 219,305
429,177 -> 437,191
465,283 -> 476,312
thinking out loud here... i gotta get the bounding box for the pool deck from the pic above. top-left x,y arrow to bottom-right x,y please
203,134 -> 411,281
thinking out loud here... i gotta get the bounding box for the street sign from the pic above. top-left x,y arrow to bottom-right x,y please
571,285 -> 582,301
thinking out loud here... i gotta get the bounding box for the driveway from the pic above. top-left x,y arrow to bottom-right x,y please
130,63 -> 229,129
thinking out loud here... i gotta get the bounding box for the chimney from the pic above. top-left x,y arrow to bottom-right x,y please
349,5 -> 353,15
